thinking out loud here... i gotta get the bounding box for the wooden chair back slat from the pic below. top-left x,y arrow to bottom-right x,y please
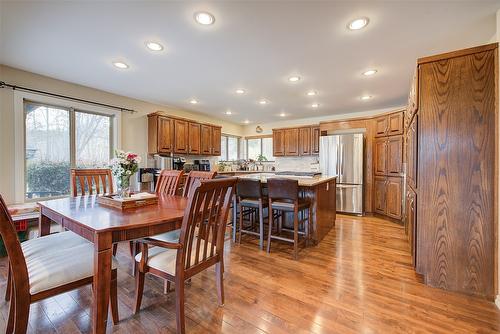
71,169 -> 114,197
177,178 -> 236,273
155,170 -> 183,195
182,171 -> 217,197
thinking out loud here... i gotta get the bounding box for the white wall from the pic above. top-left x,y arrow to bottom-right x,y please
0,65 -> 244,204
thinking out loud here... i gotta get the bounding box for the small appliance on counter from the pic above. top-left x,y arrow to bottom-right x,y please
153,154 -> 173,170
136,168 -> 160,192
173,157 -> 186,170
194,159 -> 211,171
183,163 -> 198,173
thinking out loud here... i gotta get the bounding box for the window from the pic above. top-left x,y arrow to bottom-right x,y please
24,101 -> 114,200
246,136 -> 274,161
219,135 -> 240,161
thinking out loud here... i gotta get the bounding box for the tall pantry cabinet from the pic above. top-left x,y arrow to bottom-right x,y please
406,43 -> 497,299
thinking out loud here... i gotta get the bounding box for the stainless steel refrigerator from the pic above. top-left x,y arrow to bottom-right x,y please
319,133 -> 364,214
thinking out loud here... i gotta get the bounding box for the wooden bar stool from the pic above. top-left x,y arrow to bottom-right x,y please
267,178 -> 311,260
236,179 -> 268,249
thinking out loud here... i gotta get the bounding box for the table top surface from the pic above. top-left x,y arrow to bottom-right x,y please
237,173 -> 336,187
38,195 -> 187,233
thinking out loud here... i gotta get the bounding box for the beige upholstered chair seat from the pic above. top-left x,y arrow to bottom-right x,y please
21,231 -> 89,258
149,229 -> 181,243
135,239 -> 213,276
26,241 -> 117,294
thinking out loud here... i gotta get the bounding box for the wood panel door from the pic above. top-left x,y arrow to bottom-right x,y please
298,127 -> 311,155
273,130 -> 285,156
406,116 -> 417,189
406,187 -> 417,268
157,117 -> 174,154
374,176 -> 386,214
407,68 -> 419,125
284,128 -> 299,156
417,47 -> 495,298
388,112 -> 404,136
311,126 -> 320,155
200,124 -> 212,155
188,122 -> 201,155
174,119 -> 189,154
385,177 -> 402,219
374,116 -> 388,137
386,135 -> 403,176
374,138 -> 387,176
211,126 -> 221,156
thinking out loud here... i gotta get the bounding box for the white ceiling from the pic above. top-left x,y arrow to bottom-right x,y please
1,1 -> 499,124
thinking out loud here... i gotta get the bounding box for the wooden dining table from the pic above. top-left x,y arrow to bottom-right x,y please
37,194 -> 187,334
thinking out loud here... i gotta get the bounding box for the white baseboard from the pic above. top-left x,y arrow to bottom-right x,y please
496,295 -> 500,309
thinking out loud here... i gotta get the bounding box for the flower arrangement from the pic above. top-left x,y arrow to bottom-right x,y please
109,150 -> 141,197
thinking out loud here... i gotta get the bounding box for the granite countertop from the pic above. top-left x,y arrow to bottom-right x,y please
237,173 -> 336,187
217,170 -> 267,174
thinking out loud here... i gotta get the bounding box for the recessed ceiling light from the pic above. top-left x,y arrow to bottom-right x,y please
362,69 -> 377,76
279,112 -> 286,117
311,103 -> 320,108
243,120 -> 250,124
360,95 -> 373,100
348,17 -> 369,30
194,11 -> 215,25
259,99 -> 268,105
235,89 -> 245,94
189,98 -> 199,104
112,61 -> 129,69
288,76 -> 301,82
145,41 -> 163,51
307,90 -> 317,96
225,110 -> 232,115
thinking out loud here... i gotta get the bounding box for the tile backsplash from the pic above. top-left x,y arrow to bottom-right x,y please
275,156 -> 320,172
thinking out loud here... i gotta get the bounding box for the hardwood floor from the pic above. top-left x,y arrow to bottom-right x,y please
0,215 -> 499,333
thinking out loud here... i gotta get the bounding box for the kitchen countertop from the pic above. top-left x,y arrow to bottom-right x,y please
217,170 -> 266,174
237,173 -> 336,187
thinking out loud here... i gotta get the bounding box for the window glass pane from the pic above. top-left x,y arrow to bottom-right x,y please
228,137 -> 238,161
262,137 -> 274,161
247,138 -> 260,160
220,136 -> 227,161
76,111 -> 111,168
25,103 -> 70,199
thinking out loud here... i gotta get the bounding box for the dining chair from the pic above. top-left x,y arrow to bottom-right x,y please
155,170 -> 184,195
134,177 -> 237,334
0,195 -> 119,334
182,170 -> 217,197
71,168 -> 125,256
267,178 -> 311,260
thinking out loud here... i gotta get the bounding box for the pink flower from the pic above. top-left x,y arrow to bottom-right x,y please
127,153 -> 138,160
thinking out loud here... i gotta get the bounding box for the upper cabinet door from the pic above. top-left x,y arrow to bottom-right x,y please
158,117 -> 174,154
200,124 -> 212,155
374,116 -> 388,137
273,130 -> 285,156
388,112 -> 404,136
188,122 -> 201,155
374,137 -> 387,175
311,126 -> 320,155
284,128 -> 299,156
386,135 -> 403,175
407,68 -> 419,122
211,126 -> 221,156
298,127 -> 311,155
174,119 -> 189,154
406,116 -> 417,189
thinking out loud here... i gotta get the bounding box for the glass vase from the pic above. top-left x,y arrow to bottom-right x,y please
118,175 -> 131,198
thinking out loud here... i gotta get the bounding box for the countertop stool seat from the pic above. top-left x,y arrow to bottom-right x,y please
267,178 -> 312,260
236,179 -> 268,250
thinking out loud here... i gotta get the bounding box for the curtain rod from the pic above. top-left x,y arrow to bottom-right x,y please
0,81 -> 137,114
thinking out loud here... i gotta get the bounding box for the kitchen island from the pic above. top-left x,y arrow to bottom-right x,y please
235,173 -> 336,244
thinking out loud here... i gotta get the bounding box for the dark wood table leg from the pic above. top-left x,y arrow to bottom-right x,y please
232,195 -> 237,242
39,213 -> 51,237
93,232 -> 112,334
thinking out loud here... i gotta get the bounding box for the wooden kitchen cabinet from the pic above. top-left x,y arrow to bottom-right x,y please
386,135 -> 403,175
174,119 -> 189,154
406,68 -> 419,126
211,126 -> 221,155
298,127 -> 311,155
386,177 -> 402,219
273,129 -> 285,156
374,176 -> 387,214
200,124 -> 212,155
374,111 -> 404,137
406,116 -> 417,189
311,126 -> 320,154
406,187 -> 417,268
374,116 -> 388,137
188,122 -> 201,155
284,128 -> 299,156
374,137 -> 387,176
148,115 -> 174,154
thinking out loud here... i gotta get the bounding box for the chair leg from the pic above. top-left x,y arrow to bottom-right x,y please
5,264 -> 11,301
112,243 -> 118,256
238,203 -> 243,244
258,202 -> 264,250
164,280 -> 172,294
129,241 -> 135,257
267,208 -> 273,253
293,208 -> 299,260
175,276 -> 186,334
13,292 -> 29,334
6,287 -> 14,334
215,260 -> 224,306
134,270 -> 145,314
110,272 -> 119,325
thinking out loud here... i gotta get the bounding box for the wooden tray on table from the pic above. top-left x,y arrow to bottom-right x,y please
97,192 -> 158,210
